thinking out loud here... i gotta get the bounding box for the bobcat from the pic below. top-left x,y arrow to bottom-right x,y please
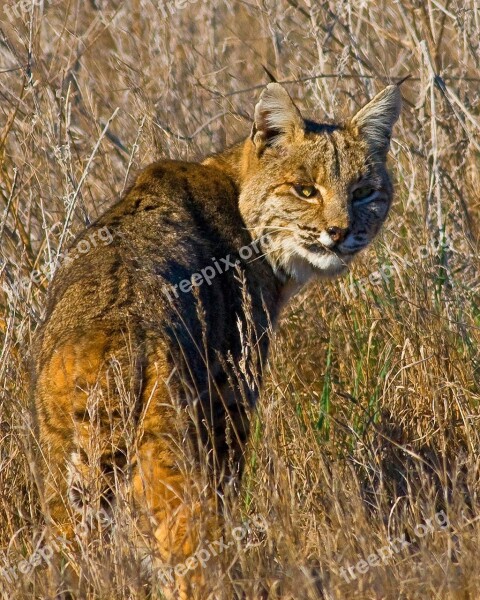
33,82 -> 401,597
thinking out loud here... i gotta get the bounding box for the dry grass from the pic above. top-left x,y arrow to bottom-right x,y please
1,0 -> 480,598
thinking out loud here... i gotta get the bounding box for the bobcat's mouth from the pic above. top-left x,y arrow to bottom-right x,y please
307,248 -> 350,275
276,237 -> 352,283
305,242 -> 326,254
261,229 -> 359,284
305,236 -> 361,258
303,242 -> 353,267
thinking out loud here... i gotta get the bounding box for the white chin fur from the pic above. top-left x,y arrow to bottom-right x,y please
273,239 -> 350,285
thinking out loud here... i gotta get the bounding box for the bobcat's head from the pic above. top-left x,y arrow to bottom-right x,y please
238,83 -> 401,285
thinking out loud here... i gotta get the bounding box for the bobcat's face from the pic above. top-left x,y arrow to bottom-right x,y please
239,84 -> 401,284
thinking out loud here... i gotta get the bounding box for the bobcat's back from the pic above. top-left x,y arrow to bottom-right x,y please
35,160 -> 279,395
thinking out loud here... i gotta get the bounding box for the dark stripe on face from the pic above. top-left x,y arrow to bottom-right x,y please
330,133 -> 341,179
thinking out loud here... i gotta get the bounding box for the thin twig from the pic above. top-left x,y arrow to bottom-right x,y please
56,107 -> 120,261
214,74 -> 479,98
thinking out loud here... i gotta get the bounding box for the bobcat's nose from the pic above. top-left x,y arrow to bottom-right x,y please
327,226 -> 349,244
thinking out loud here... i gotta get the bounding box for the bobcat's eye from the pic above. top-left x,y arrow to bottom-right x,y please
294,185 -> 318,199
352,186 -> 375,202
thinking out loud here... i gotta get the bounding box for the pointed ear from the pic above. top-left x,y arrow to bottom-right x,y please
251,83 -> 304,152
350,85 -> 402,157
